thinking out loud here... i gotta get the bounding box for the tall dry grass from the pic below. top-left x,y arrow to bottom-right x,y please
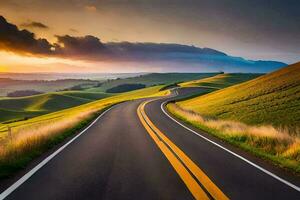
0,108 -> 98,168
167,103 -> 300,168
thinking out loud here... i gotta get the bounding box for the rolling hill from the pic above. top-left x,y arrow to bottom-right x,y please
176,62 -> 300,128
0,73 -> 218,123
0,91 -> 112,123
180,73 -> 262,89
0,78 -> 100,97
86,73 -> 218,92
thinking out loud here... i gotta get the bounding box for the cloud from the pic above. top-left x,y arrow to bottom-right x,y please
21,21 -> 49,29
54,35 -> 110,59
52,36 -> 228,62
0,16 -> 53,56
107,42 -> 227,57
0,15 -> 286,72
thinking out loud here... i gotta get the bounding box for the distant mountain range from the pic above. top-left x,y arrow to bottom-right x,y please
105,42 -> 288,73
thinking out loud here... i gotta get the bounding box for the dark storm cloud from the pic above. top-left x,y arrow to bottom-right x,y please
54,35 -> 110,59
106,42 -> 228,61
53,35 -> 229,61
107,42 -> 226,55
21,21 -> 49,29
0,16 -> 53,56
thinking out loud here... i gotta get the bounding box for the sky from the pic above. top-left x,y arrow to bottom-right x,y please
0,0 -> 299,73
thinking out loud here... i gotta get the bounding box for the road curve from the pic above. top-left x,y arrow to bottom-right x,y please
144,88 -> 300,199
1,87 -> 300,199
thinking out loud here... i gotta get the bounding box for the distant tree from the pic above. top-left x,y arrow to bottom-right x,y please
70,85 -> 84,90
159,83 -> 179,91
95,82 -> 103,87
106,84 -> 146,93
7,90 -> 43,97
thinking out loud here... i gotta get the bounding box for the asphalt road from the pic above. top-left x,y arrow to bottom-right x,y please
1,88 -> 300,199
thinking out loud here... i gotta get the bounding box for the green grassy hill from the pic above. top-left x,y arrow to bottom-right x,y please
0,79 -> 100,97
177,62 -> 300,128
86,73 -> 218,92
180,73 -> 262,89
0,91 -> 112,123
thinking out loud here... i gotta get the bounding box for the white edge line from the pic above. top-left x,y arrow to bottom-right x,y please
160,96 -> 300,192
0,106 -> 114,200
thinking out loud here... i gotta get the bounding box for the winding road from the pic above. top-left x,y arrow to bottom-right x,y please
0,88 -> 299,199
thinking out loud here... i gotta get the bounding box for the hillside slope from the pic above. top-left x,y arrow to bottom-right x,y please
86,73 -> 218,92
180,73 -> 262,89
0,91 -> 112,123
177,62 -> 300,128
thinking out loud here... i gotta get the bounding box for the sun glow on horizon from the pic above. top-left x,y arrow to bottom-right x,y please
0,51 -> 87,66
0,51 -> 94,73
0,50 -> 151,73
0,65 -> 8,72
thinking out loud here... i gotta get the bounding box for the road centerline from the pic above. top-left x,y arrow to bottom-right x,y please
138,100 -> 228,200
160,99 -> 300,193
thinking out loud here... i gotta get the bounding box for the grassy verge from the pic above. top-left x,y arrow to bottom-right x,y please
0,86 -> 169,178
167,103 -> 300,174
0,108 -> 105,178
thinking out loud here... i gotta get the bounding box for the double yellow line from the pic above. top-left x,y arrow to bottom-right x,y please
137,101 -> 229,200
